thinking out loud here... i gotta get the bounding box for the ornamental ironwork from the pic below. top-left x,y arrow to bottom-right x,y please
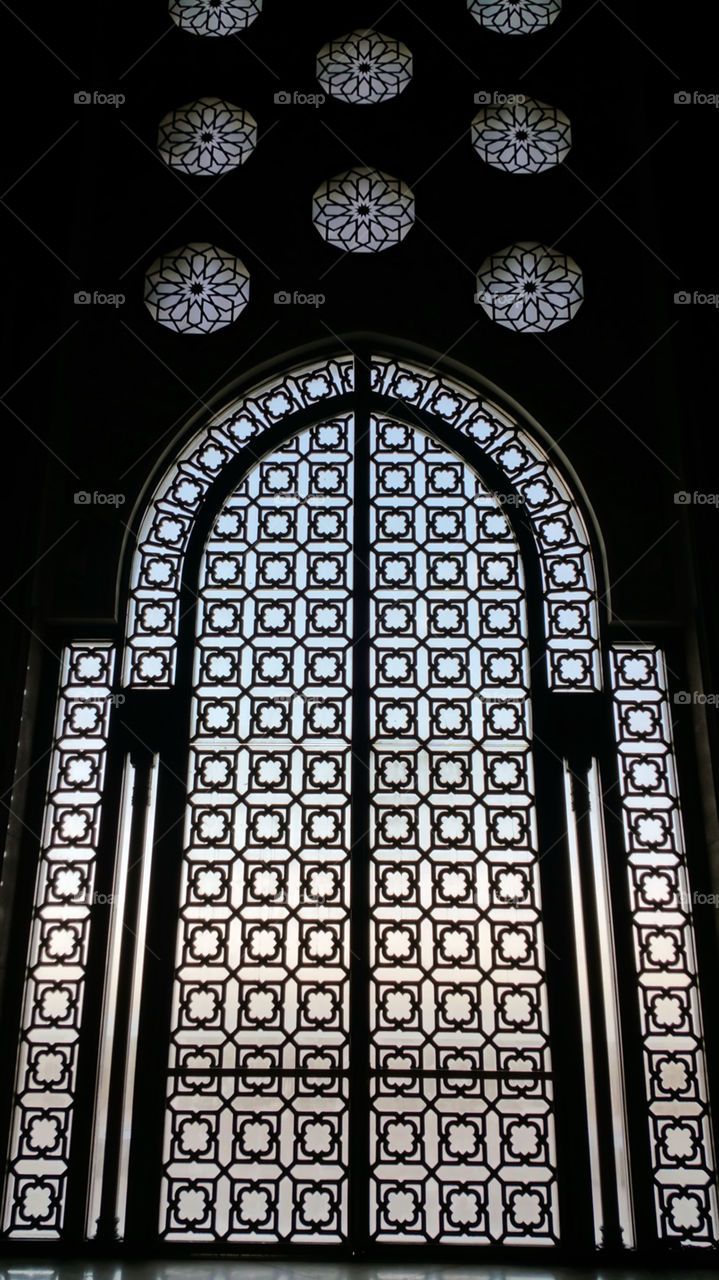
158,99 -> 257,175
123,356 -> 600,691
472,98 -> 571,174
169,0 -> 262,37
158,415 -> 559,1244
316,30 -> 412,105
367,418 -> 559,1243
144,243 -> 250,334
313,169 -> 415,254
468,0 -> 562,35
476,242 -> 584,333
609,646 -> 719,1244
2,645 -> 116,1238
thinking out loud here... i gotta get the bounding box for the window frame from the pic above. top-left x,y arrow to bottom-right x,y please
0,345 -> 717,1261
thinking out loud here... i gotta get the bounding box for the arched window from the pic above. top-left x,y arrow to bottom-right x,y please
1,350 -> 717,1255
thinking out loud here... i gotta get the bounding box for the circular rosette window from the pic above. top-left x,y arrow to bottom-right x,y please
144,243 -> 250,334
317,29 -> 412,105
472,98 -> 571,174
475,241 -> 583,333
313,167 -> 415,254
169,0 -> 262,36
468,0 -> 562,35
157,99 -> 257,175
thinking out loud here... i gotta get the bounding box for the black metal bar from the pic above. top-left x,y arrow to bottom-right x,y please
92,749 -> 152,1243
567,759 -> 624,1249
531,743 -> 596,1252
348,353 -> 372,1256
165,1067 -> 553,1078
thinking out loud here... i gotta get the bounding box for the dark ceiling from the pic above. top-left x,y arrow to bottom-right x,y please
0,0 -> 717,668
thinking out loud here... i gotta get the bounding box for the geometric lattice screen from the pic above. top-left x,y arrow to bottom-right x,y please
124,357 -> 354,689
158,416 -> 559,1244
123,355 -> 601,695
610,646 -> 719,1245
2,644 -> 116,1237
160,417 -> 356,1242
2,358 -> 718,1254
367,419 -> 558,1244
371,359 -> 601,692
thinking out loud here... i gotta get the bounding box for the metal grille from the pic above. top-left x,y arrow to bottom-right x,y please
159,418 -> 354,1241
2,644 -> 116,1238
7,388 -> 717,1253
610,644 -> 719,1244
124,356 -> 354,689
371,358 -> 601,692
368,419 -> 558,1243
159,415 -> 560,1245
123,355 -> 600,696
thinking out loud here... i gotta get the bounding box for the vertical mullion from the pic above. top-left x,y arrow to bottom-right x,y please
115,752 -> 159,1236
586,759 -> 635,1246
85,755 -> 136,1237
93,749 -> 152,1241
566,759 -> 624,1248
349,360 -> 372,1254
562,759 -> 606,1246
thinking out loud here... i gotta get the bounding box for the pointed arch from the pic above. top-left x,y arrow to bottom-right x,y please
121,347 -> 603,693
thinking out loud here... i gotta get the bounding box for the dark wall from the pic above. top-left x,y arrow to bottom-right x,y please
0,0 -> 717,787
